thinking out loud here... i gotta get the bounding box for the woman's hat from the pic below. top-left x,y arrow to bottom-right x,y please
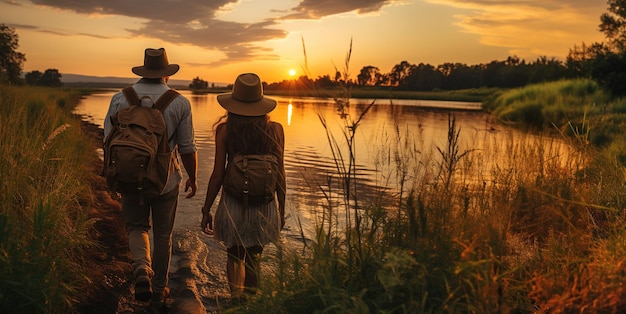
132,48 -> 180,78
217,73 -> 277,116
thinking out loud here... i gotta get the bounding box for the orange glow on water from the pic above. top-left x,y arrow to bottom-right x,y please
287,100 -> 293,126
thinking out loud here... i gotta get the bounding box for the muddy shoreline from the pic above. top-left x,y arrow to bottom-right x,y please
77,120 -> 233,313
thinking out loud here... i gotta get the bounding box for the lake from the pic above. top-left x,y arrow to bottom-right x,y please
73,90 -> 555,242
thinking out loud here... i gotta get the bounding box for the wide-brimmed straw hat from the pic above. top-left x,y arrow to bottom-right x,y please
132,48 -> 180,78
217,73 -> 277,116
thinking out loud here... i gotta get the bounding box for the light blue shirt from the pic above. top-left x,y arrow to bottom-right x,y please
104,78 -> 197,193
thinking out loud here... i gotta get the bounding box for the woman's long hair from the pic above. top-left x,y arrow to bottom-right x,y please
213,112 -> 277,157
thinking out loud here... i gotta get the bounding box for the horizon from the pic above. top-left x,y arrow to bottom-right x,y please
1,1 -> 607,84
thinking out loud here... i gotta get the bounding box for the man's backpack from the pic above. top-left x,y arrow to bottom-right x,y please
103,87 -> 179,201
222,154 -> 279,208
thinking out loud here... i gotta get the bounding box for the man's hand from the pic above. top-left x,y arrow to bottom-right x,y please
184,178 -> 197,198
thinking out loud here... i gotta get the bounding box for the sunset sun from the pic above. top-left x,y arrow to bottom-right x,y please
289,69 -> 296,77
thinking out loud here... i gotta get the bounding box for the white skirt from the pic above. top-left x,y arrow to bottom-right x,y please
213,191 -> 281,248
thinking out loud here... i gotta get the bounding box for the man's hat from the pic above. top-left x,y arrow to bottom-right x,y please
132,48 -> 179,78
217,73 -> 277,116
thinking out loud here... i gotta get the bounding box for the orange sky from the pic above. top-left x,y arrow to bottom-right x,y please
0,0 -> 607,84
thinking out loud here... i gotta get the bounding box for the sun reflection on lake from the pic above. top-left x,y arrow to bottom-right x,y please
73,90 -> 570,243
287,100 -> 293,126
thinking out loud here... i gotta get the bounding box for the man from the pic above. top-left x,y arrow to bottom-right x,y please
103,48 -> 198,305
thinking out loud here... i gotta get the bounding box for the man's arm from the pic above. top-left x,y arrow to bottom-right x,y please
180,151 -> 197,198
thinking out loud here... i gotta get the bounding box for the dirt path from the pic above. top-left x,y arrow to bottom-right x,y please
77,120 -> 235,313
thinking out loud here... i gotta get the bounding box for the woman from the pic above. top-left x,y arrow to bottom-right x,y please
201,73 -> 285,300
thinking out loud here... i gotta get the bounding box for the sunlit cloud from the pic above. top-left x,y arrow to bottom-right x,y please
6,22 -> 37,30
18,0 -> 400,66
2,1 -> 23,6
426,0 -> 606,58
9,22 -> 111,39
76,32 -> 112,39
28,0 -> 230,23
281,0 -> 399,19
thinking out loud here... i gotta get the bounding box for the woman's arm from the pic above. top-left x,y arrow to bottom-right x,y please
201,123 -> 227,234
273,122 -> 286,228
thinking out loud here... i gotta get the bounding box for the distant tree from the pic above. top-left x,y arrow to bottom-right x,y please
406,63 -> 442,91
588,1 -> 626,95
528,56 -> 567,83
600,0 -> 626,51
189,76 -> 208,89
357,65 -> 382,86
438,63 -> 483,90
333,71 -> 342,83
483,58 -> 530,88
591,51 -> 626,96
0,24 -> 26,85
482,60 -> 504,88
24,70 -> 42,85
389,61 -> 415,87
295,75 -> 315,89
567,42 -> 608,78
314,75 -> 335,88
38,69 -> 62,87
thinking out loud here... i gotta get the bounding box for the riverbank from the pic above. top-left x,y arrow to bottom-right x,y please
77,120 -> 240,313
13,81 -> 626,312
187,86 -> 497,102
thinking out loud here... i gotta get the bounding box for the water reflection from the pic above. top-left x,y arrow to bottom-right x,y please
287,101 -> 293,126
74,90 -> 559,242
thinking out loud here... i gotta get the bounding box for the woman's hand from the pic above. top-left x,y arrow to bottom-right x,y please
280,214 -> 285,230
201,208 -> 213,235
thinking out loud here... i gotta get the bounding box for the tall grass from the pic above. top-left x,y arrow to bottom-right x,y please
0,86 -> 95,313
483,79 -> 610,130
263,86 -> 498,102
218,47 -> 626,313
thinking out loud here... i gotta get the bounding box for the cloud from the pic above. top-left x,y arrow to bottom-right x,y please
3,1 -> 23,6
22,0 -> 397,65
126,18 -> 285,66
426,0 -> 606,58
25,0 -> 286,65
29,0 -> 230,23
281,0 -> 398,19
9,22 -> 112,38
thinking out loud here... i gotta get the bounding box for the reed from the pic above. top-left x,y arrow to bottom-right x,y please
482,79 -> 609,131
220,44 -> 626,312
263,86 -> 497,102
0,85 -> 94,313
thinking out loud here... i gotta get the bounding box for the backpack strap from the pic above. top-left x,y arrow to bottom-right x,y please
154,89 -> 180,112
122,87 -> 179,111
122,86 -> 140,106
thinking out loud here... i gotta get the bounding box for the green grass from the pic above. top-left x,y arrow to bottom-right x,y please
223,68 -> 626,313
261,86 -> 497,102
0,85 -> 95,313
482,79 -> 610,130
242,112 -> 622,313
483,78 -> 626,165
189,86 -> 498,102
4,77 -> 626,313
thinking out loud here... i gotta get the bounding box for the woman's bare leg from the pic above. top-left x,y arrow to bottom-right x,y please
226,247 -> 245,298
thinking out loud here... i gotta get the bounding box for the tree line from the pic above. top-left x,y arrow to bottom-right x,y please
264,55 -> 572,92
0,24 -> 62,86
2,0 -> 626,94
263,0 -> 626,97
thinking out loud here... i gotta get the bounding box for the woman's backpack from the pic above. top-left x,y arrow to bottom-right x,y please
222,154 -> 279,208
103,87 -> 179,203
